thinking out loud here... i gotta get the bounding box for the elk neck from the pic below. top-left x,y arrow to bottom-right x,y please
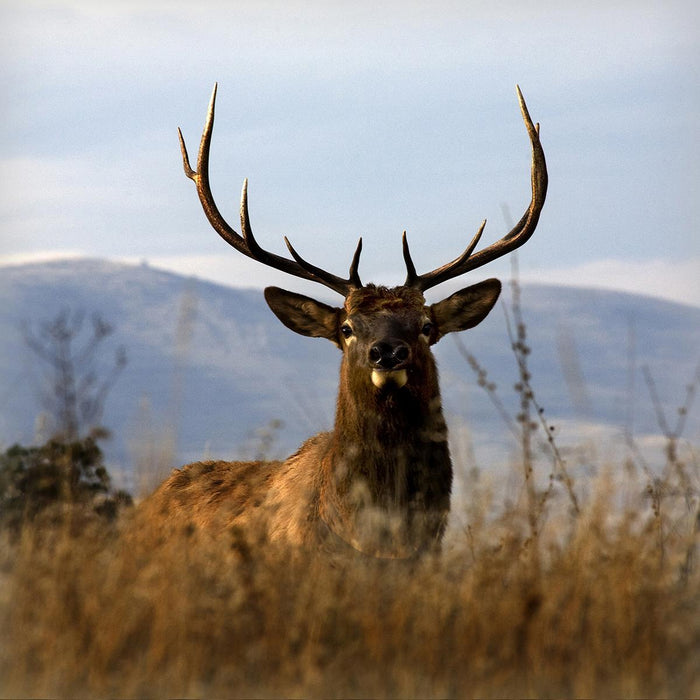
319,319 -> 453,556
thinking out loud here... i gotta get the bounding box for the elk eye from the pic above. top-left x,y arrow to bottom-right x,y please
340,324 -> 353,339
421,322 -> 433,336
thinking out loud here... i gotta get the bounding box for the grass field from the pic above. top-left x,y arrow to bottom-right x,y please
1,440 -> 697,698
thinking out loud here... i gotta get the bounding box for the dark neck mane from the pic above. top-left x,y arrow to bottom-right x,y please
320,364 -> 453,556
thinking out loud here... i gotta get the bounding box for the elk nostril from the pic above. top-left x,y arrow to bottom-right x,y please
369,341 -> 410,369
395,345 -> 409,362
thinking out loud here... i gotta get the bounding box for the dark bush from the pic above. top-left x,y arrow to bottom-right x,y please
0,433 -> 132,532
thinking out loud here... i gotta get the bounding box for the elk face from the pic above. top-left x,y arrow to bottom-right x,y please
264,279 -> 502,397
342,286 -> 432,392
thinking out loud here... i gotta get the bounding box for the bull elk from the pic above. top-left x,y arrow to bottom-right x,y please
140,85 -> 547,559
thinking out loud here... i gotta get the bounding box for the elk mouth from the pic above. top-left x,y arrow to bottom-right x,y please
371,368 -> 408,389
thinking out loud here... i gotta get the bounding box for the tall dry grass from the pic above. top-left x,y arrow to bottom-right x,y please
0,450 -> 697,698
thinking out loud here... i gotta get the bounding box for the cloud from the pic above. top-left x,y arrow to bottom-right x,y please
521,257 -> 700,308
0,250 -> 88,265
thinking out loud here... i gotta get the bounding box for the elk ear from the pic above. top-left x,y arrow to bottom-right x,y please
264,287 -> 341,344
429,278 -> 501,341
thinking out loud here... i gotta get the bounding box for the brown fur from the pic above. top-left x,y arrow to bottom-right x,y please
135,280 -> 501,559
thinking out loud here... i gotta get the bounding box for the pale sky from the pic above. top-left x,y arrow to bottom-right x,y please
1,0 -> 698,305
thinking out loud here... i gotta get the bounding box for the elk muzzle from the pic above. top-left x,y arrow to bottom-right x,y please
369,339 -> 410,389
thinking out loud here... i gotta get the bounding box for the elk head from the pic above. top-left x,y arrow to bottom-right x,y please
178,83 -> 546,376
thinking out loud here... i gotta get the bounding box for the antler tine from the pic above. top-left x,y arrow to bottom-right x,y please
238,177 -> 286,271
405,86 -> 548,292
403,222 -> 485,289
179,84 -> 360,296
284,237 -> 363,293
402,231 -> 417,284
347,237 -> 363,288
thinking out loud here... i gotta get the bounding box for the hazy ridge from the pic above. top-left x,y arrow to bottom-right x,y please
1,258 -> 698,492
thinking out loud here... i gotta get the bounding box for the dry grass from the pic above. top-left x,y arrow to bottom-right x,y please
1,455 -> 697,699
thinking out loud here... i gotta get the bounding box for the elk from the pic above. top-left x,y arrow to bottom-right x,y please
139,85 -> 547,559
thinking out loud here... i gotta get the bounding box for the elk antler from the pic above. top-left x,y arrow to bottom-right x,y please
403,86 -> 548,292
178,83 -> 363,296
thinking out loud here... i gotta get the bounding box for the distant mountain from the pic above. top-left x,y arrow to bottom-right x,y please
1,259 -> 698,494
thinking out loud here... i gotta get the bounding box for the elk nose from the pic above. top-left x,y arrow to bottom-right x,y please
368,341 -> 410,369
